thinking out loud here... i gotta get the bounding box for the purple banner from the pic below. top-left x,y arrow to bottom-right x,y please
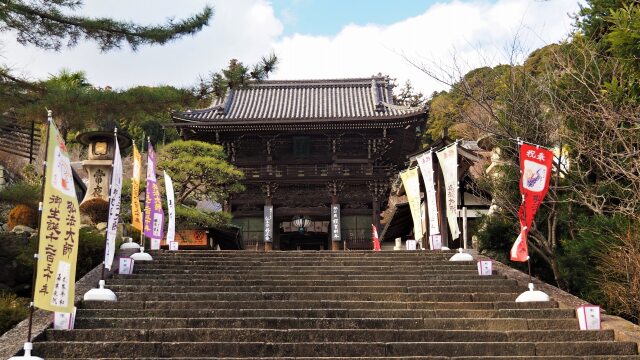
143,142 -> 164,241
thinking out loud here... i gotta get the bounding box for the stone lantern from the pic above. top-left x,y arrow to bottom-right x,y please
76,130 -> 132,205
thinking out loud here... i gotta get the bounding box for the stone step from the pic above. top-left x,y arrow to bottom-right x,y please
74,317 -> 578,330
44,357 -> 640,360
112,290 -> 521,302
32,341 -> 638,358
138,258 -> 462,268
106,278 -> 514,287
80,299 -> 559,310
45,328 -> 616,343
114,273 -> 500,281
106,284 -> 521,294
132,269 -> 480,276
148,250 -> 456,255
136,261 -> 478,273
75,308 -> 575,320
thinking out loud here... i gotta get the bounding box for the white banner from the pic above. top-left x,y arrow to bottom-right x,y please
416,151 -> 440,235
436,144 -> 460,239
105,136 -> 122,270
164,171 -> 175,243
400,167 -> 424,241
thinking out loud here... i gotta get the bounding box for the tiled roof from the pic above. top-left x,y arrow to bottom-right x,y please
173,75 -> 425,123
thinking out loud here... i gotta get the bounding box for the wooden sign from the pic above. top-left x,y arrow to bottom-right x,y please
53,307 -> 77,330
162,230 -> 208,246
169,241 -> 179,251
477,260 -> 492,276
118,258 -> 134,275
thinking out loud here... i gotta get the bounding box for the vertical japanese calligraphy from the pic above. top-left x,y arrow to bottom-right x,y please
400,167 -> 424,242
104,135 -> 122,271
164,171 -> 175,243
131,143 -> 142,231
263,205 -> 273,243
143,142 -> 164,242
34,119 -> 80,313
436,145 -> 460,240
416,151 -> 440,236
331,203 -> 341,241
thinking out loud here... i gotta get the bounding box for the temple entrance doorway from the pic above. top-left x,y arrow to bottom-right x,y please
279,232 -> 329,250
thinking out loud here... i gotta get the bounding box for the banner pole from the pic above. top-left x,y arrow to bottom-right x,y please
25,111 -> 53,343
517,138 -> 534,284
100,128 -> 118,282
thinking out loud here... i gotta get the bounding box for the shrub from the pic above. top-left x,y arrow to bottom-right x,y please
79,198 -> 110,225
175,205 -> 231,229
0,292 -> 29,336
75,227 -> 107,277
0,183 -> 40,206
7,204 -> 38,230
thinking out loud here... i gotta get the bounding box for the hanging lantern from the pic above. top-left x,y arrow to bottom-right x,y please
292,215 -> 312,233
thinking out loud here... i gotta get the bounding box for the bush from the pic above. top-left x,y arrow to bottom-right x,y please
0,183 -> 40,206
0,292 -> 28,336
76,227 -> 107,277
175,205 -> 231,229
7,204 -> 38,230
79,198 -> 110,225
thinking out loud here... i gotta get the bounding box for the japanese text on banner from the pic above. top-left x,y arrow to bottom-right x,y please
34,120 -> 80,313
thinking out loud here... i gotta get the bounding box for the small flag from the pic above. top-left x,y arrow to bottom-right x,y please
372,224 -> 381,252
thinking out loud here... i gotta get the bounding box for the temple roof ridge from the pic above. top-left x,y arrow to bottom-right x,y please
173,74 -> 426,124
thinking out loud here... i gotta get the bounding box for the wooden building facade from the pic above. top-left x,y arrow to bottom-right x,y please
171,76 -> 426,250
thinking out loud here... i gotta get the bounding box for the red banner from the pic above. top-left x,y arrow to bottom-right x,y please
372,224 -> 381,252
510,143 -> 553,262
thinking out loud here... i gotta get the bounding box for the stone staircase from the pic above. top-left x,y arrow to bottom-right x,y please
34,250 -> 639,359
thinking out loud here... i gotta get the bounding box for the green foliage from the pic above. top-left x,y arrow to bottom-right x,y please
557,215 -> 622,303
75,227 -> 108,278
198,55 -> 279,99
394,80 -> 427,107
0,1 -> 213,51
158,140 -> 245,205
0,183 -> 40,206
0,291 -> 28,336
476,214 -> 518,254
16,71 -> 200,142
175,205 -> 232,229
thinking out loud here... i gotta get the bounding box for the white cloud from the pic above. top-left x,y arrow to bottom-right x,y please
271,0 -> 580,96
0,0 -> 283,89
0,0 -> 580,95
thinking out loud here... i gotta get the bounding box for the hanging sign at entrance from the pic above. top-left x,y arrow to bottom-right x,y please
331,203 -> 341,241
400,167 -> 423,241
264,205 -> 274,243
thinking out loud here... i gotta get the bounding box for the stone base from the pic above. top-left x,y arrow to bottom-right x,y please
264,242 -> 273,252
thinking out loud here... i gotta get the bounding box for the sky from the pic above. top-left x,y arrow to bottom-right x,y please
0,0 -> 582,96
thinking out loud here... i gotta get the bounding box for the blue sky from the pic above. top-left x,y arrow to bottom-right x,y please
0,0 -> 580,95
271,0 -> 439,36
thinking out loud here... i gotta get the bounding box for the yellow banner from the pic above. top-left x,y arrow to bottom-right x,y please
131,143 -> 142,231
400,167 -> 423,241
34,119 -> 80,313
